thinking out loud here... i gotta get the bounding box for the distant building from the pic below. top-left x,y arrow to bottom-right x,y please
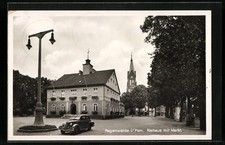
155,105 -> 166,116
126,54 -> 137,92
46,57 -> 124,118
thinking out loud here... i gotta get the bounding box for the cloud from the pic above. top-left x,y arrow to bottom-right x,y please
12,11 -> 153,93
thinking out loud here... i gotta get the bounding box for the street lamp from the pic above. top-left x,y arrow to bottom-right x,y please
26,29 -> 55,126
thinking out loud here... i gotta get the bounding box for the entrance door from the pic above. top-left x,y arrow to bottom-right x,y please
70,103 -> 76,114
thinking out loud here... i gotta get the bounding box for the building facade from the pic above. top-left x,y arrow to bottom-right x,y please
46,59 -> 124,118
126,55 -> 137,92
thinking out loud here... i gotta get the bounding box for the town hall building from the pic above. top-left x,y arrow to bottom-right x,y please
46,57 -> 124,118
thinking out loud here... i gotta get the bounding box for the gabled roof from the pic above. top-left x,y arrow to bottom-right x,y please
48,69 -> 115,89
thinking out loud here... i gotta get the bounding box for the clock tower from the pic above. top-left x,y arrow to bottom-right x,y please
126,54 -> 137,92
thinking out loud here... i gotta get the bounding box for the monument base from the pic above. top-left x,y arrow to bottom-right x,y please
17,125 -> 58,133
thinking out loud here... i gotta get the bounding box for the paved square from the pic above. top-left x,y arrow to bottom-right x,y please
12,116 -> 205,136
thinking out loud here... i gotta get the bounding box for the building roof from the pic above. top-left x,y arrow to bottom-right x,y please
48,69 -> 115,89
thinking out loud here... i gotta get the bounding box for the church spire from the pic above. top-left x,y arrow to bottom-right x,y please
127,53 -> 137,92
129,53 -> 134,71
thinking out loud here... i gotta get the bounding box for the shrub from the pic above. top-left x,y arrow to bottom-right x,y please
50,97 -> 56,101
92,111 -> 98,115
59,97 -> 65,100
50,111 -> 56,115
59,110 -> 66,116
27,109 -> 33,116
81,111 -> 88,114
110,111 -> 114,115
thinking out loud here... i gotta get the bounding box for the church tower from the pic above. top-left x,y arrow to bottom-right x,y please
127,54 -> 137,92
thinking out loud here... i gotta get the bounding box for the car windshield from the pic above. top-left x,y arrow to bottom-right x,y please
69,115 -> 81,120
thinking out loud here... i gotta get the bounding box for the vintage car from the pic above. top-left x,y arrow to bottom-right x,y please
58,114 -> 95,135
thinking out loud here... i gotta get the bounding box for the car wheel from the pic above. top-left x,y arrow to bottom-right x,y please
61,130 -> 65,135
73,126 -> 80,135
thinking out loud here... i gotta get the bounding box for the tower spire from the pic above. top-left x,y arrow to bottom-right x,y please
87,49 -> 90,59
127,52 -> 137,92
129,53 -> 134,71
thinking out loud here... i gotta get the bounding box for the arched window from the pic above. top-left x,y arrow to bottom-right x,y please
60,104 -> 65,111
93,103 -> 98,112
82,104 -> 87,111
51,104 -> 56,111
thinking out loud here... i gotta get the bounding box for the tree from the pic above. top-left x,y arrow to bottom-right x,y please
13,70 -> 52,116
121,85 -> 148,116
140,16 -> 206,130
121,92 -> 134,115
130,85 -> 148,114
13,70 -> 37,116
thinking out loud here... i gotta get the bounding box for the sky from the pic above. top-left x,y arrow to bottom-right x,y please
10,11 -> 156,93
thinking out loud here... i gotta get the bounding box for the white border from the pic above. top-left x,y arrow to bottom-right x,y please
8,10 -> 212,141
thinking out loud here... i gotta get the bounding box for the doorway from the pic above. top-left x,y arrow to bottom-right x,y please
70,103 -> 76,114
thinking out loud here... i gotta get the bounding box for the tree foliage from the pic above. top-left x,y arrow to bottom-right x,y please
121,85 -> 148,115
121,92 -> 134,111
140,16 -> 206,130
130,85 -> 148,110
13,70 -> 52,116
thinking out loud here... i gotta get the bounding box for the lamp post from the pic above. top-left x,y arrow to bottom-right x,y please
26,29 -> 55,126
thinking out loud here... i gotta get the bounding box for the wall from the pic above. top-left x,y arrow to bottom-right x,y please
106,72 -> 120,94
47,86 -> 104,115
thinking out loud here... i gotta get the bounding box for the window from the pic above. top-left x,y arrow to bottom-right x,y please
93,104 -> 98,112
61,90 -> 65,97
60,104 -> 65,111
94,88 -> 98,93
83,104 -> 87,111
52,91 -> 56,98
51,104 -> 56,111
71,89 -> 76,95
83,88 -> 87,96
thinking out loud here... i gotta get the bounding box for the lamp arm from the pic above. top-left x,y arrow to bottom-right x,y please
29,29 -> 54,39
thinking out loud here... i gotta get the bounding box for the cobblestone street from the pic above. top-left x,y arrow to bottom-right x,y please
13,116 -> 205,136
